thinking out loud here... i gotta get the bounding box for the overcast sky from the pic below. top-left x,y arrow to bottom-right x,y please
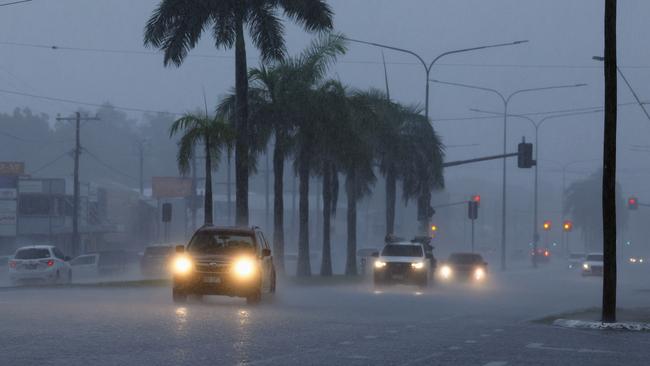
1,0 -> 650,198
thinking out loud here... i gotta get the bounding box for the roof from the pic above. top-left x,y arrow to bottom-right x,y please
385,241 -> 422,246
16,245 -> 55,250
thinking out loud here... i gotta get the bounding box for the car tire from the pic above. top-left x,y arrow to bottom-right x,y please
246,287 -> 262,305
172,288 -> 188,303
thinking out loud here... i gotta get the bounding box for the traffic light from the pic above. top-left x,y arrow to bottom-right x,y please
471,194 -> 481,207
563,220 -> 573,232
542,220 -> 552,231
468,201 -> 478,220
430,224 -> 438,233
628,197 -> 639,210
518,139 -> 535,168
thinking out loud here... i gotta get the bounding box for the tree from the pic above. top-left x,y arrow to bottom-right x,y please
602,0 -> 618,323
400,112 -> 445,233
169,113 -> 234,225
144,0 -> 334,227
563,170 -> 627,253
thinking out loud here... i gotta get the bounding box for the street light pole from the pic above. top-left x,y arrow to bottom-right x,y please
472,109 -> 601,266
431,79 -> 586,270
344,37 -> 528,120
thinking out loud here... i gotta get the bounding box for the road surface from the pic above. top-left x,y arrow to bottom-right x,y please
1,264 -> 649,365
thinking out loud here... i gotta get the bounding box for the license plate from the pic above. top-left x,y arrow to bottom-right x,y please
392,274 -> 404,280
25,264 -> 37,270
203,276 -> 221,284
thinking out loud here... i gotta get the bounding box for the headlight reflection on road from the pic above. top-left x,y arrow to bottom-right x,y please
175,307 -> 188,333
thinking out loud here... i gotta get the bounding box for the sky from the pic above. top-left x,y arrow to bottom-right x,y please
1,0 -> 650,201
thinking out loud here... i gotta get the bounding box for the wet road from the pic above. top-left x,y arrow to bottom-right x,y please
1,265 -> 649,365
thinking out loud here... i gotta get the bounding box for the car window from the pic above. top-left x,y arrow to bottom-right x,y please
188,231 -> 255,255
15,248 -> 51,259
586,254 -> 603,261
381,245 -> 423,257
256,231 -> 269,249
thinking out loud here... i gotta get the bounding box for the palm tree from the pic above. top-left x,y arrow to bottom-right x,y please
144,0 -> 334,226
400,112 -> 445,233
218,34 -> 346,275
170,113 -> 234,225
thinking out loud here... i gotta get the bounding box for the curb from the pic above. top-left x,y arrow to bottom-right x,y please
553,318 -> 650,331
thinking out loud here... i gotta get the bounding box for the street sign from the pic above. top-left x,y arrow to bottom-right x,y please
0,162 -> 24,176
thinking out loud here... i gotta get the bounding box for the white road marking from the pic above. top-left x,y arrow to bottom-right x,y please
405,325 -> 416,329
465,340 -> 477,344
480,334 -> 491,337
448,346 -> 461,351
348,355 -> 371,360
483,362 -> 508,366
494,328 -> 504,332
339,341 -> 354,345
364,335 -> 378,339
386,329 -> 398,334
526,342 -> 614,354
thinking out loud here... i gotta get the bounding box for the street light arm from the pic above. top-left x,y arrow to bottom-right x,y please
430,79 -> 506,103
428,40 -> 529,71
343,37 -> 428,71
506,83 -> 588,104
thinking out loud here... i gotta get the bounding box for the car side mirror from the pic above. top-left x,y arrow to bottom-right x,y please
261,248 -> 271,257
371,252 -> 379,258
175,245 -> 185,254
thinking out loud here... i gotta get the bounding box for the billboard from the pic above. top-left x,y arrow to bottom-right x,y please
152,177 -> 192,199
0,162 -> 24,176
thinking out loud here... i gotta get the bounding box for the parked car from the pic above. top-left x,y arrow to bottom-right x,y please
9,245 -> 72,285
171,226 -> 276,304
140,245 -> 173,277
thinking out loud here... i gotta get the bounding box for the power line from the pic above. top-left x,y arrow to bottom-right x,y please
2,40 -> 650,70
83,148 -> 137,181
0,0 -> 32,7
0,87 -> 183,115
28,151 -> 70,175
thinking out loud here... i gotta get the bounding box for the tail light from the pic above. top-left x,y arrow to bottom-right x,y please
544,251 -> 549,257
9,260 -> 17,269
40,259 -> 55,267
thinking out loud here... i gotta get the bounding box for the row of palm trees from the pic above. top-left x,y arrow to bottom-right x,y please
170,34 -> 444,276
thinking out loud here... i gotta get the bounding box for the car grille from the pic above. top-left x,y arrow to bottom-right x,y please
386,262 -> 411,273
195,261 -> 230,274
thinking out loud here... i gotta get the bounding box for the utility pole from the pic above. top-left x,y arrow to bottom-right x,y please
56,112 -> 99,257
191,145 -> 197,231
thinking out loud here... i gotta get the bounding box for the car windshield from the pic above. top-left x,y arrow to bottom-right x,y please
449,253 -> 483,264
188,231 -> 256,255
381,245 -> 422,257
144,247 -> 171,256
587,254 -> 604,261
15,248 -> 50,259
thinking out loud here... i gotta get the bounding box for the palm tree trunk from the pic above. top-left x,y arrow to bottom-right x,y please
602,0 -> 617,323
273,141 -> 285,274
320,162 -> 333,276
385,167 -> 397,236
234,15 -> 249,227
417,190 -> 431,235
204,135 -> 213,225
345,170 -> 357,276
297,154 -> 311,276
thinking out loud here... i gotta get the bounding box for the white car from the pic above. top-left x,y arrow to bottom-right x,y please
373,242 -> 432,287
582,253 -> 604,276
9,246 -> 72,285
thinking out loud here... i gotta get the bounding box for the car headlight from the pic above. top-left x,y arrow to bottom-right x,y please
173,256 -> 193,275
583,263 -> 589,270
411,261 -> 425,270
640,259 -> 644,263
374,260 -> 387,269
233,257 -> 256,278
630,258 -> 637,263
440,265 -> 452,279
474,267 -> 486,281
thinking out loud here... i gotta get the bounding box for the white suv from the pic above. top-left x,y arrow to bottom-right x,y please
9,246 -> 72,286
373,242 -> 432,287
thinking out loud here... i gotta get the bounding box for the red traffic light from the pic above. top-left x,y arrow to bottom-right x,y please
472,195 -> 481,205
563,220 -> 573,232
628,197 -> 639,210
542,220 -> 552,231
